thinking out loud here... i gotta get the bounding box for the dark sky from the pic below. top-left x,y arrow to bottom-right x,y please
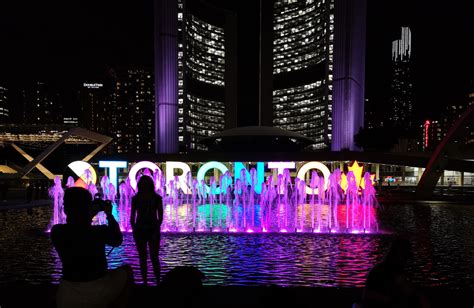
0,0 -> 473,123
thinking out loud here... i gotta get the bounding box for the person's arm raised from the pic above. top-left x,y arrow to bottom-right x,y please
104,202 -> 123,247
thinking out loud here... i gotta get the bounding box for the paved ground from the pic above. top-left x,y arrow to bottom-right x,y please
0,283 -> 472,308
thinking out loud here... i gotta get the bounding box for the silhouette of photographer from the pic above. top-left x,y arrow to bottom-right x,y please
51,187 -> 134,308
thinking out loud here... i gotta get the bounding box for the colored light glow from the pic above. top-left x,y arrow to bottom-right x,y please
99,161 -> 127,190
340,161 -> 376,193
234,162 -> 265,193
424,120 -> 430,149
196,161 -> 229,194
129,161 -> 162,190
165,161 -> 191,194
68,161 -> 97,187
296,161 -> 331,194
267,162 -> 296,176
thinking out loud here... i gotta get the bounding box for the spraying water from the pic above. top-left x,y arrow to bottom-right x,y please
50,165 -> 379,233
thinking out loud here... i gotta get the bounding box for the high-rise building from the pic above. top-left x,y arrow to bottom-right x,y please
154,0 -> 366,153
22,81 -> 62,125
389,27 -> 413,132
421,119 -> 442,151
79,82 -> 113,135
0,86 -> 8,123
112,69 -> 155,154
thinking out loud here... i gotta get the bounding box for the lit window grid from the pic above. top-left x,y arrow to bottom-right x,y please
273,0 -> 333,74
185,15 -> 225,86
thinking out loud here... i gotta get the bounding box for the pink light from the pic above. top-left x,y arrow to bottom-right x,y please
229,228 -> 238,233
313,229 -> 321,233
246,229 -> 254,233
213,228 -> 221,232
424,120 -> 431,149
280,229 -> 288,233
262,228 -> 268,233
351,230 -> 360,234
296,229 -> 303,233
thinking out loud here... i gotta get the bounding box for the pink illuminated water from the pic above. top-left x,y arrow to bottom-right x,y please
50,168 -> 379,234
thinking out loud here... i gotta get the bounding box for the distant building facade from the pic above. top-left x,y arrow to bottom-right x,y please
154,0 -> 366,153
22,81 -> 62,125
389,27 -> 414,132
112,69 -> 155,154
0,86 -> 8,123
421,119 -> 442,151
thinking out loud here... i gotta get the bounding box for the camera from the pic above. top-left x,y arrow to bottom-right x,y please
90,193 -> 112,214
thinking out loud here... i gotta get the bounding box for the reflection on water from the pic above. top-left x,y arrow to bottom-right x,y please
1,202 -> 474,288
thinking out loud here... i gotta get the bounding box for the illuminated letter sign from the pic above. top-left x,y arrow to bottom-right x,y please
165,161 -> 191,194
234,162 -> 265,193
267,162 -> 296,176
196,161 -> 228,194
296,161 -> 331,194
99,161 -> 127,191
128,161 -> 161,190
68,161 -> 97,188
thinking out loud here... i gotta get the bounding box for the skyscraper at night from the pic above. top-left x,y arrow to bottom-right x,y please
79,82 -> 113,136
21,81 -> 63,125
154,0 -> 366,153
0,86 -> 8,123
389,27 -> 413,132
112,69 -> 155,154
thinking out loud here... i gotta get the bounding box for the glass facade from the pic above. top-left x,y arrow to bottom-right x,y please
178,4 -> 225,151
273,0 -> 334,150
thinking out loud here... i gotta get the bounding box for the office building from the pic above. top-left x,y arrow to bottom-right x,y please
154,0 -> 366,153
389,27 -> 414,132
112,69 -> 155,154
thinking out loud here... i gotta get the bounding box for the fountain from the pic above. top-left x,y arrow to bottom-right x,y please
50,162 -> 379,234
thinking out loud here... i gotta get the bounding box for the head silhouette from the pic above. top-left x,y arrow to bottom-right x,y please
137,175 -> 155,196
384,237 -> 412,269
63,187 -> 93,226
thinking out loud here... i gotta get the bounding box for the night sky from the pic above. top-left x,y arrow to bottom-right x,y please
0,0 -> 472,123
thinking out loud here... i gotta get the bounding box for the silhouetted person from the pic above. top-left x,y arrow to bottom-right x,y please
130,175 -> 163,285
162,266 -> 205,307
362,238 -> 429,308
51,187 -> 133,308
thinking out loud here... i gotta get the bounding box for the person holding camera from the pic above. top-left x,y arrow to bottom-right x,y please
130,175 -> 163,285
51,187 -> 134,308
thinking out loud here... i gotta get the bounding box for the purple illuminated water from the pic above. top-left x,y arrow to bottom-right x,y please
1,202 -> 474,288
50,168 -> 379,234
